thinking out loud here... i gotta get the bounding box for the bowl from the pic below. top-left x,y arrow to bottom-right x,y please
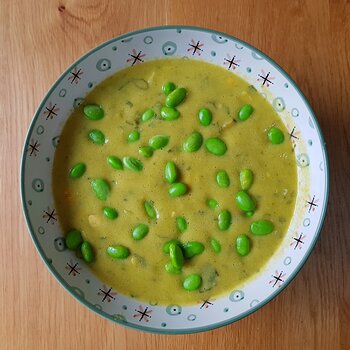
21,26 -> 329,334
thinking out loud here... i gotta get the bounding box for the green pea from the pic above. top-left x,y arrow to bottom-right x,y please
168,182 -> 188,197
127,130 -> 140,143
250,220 -> 274,235
235,191 -> 256,212
165,87 -> 187,108
88,129 -> 105,145
69,163 -> 86,179
236,234 -> 251,256
132,224 -> 149,240
83,104 -> 104,120
210,238 -> 221,253
91,179 -> 110,201
238,104 -> 254,121
123,157 -> 143,172
65,229 -> 83,250
183,274 -> 202,291
103,207 -> 118,220
218,209 -> 232,231
240,169 -> 254,190
141,108 -> 155,122
107,156 -> 123,170
164,161 -> 178,184
160,106 -> 180,121
162,82 -> 176,96
216,170 -> 230,188
165,262 -> 182,274
207,198 -> 219,209
139,146 -> 154,158
198,108 -> 212,126
268,127 -> 284,144
176,216 -> 187,233
144,201 -> 157,220
169,243 -> 184,269
106,245 -> 130,259
149,135 -> 169,150
162,239 -> 182,254
81,241 -> 95,263
183,131 -> 203,152
205,137 -> 227,156
182,242 -> 204,258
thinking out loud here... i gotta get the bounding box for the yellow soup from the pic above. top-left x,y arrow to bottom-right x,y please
53,59 -> 297,305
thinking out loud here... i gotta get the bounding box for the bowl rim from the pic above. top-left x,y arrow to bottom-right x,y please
20,25 -> 330,334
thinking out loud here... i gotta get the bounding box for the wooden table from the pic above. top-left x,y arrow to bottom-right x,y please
1,0 -> 349,349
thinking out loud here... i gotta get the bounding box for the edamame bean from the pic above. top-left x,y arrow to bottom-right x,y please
182,242 -> 204,258
65,229 -> 83,250
149,135 -> 169,150
144,201 -> 157,220
168,183 -> 188,197
106,245 -> 130,259
165,87 -> 187,107
132,224 -> 149,240
216,170 -> 230,188
127,130 -> 140,143
218,209 -> 232,231
165,262 -> 182,274
162,82 -> 176,96
183,131 -> 203,152
205,137 -> 227,156
107,156 -> 123,170
238,104 -> 254,121
207,198 -> 219,209
250,220 -> 274,235
69,163 -> 86,179
91,179 -> 110,201
88,129 -> 105,145
81,241 -> 94,263
123,157 -> 143,172
162,239 -> 182,254
240,169 -> 254,190
103,207 -> 118,220
169,243 -> 184,269
161,106 -> 180,121
236,234 -> 251,256
83,104 -> 104,120
164,161 -> 178,184
176,216 -> 187,233
141,108 -> 155,122
235,191 -> 256,212
210,238 -> 221,253
268,127 -> 284,144
183,274 -> 202,291
198,108 -> 212,126
139,146 -> 154,158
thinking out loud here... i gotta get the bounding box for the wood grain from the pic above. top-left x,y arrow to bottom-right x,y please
1,0 -> 349,349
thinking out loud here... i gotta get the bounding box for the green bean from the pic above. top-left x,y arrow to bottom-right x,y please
236,234 -> 251,256
182,242 -> 204,258
141,108 -> 155,122
238,104 -> 254,121
144,201 -> 157,220
176,216 -> 187,233
91,179 -> 110,201
132,224 -> 149,240
160,106 -> 180,121
164,262 -> 182,274
198,108 -> 212,126
250,220 -> 274,235
103,207 -> 118,220
122,157 -> 143,172
210,238 -> 221,253
83,104 -> 104,120
164,161 -> 178,184
65,229 -> 83,250
268,127 -> 284,144
127,130 -> 140,143
165,87 -> 187,108
81,241 -> 94,263
106,245 -> 130,259
139,146 -> 154,158
107,156 -> 123,170
218,209 -> 232,231
216,170 -> 230,188
168,182 -> 188,197
183,274 -> 202,291
69,163 -> 86,179
207,198 -> 219,209
88,129 -> 105,145
169,243 -> 184,269
205,137 -> 227,156
162,239 -> 182,254
183,131 -> 203,152
162,82 -> 176,96
240,169 -> 254,190
149,135 -> 169,150
235,191 -> 256,212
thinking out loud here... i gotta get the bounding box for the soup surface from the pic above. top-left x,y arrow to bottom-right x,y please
53,59 -> 297,304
